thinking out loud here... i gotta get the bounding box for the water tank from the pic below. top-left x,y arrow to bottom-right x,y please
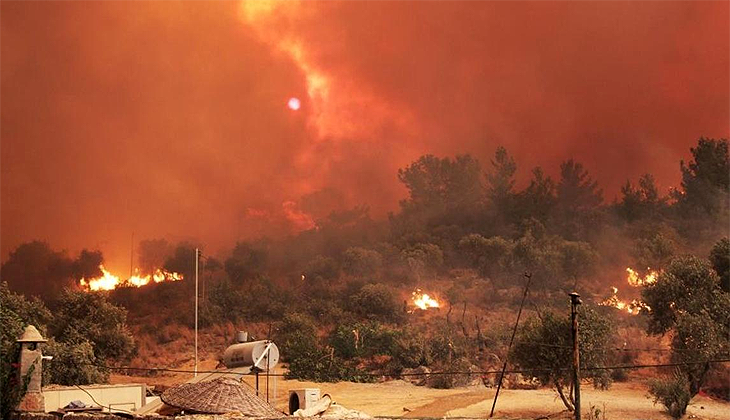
222,340 -> 279,370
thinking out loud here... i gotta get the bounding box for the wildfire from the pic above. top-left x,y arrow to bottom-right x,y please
80,265 -> 183,291
599,267 -> 659,315
412,289 -> 440,310
626,267 -> 659,287
599,286 -> 651,315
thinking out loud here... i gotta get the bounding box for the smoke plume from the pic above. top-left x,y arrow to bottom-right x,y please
1,1 -> 727,271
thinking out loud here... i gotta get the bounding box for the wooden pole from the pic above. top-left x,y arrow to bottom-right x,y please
194,248 -> 199,377
489,273 -> 532,418
569,292 -> 582,420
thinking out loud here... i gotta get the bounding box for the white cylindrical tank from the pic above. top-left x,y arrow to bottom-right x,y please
222,340 -> 279,370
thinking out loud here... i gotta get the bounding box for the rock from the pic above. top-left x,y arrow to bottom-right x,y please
402,366 -> 431,386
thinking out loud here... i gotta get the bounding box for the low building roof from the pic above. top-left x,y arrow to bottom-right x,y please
161,377 -> 282,416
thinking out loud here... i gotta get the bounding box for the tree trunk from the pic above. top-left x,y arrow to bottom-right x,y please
689,362 -> 711,397
460,302 -> 470,338
555,380 -> 575,412
475,316 -> 485,351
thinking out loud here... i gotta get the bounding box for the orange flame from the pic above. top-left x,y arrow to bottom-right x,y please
599,266 -> 659,315
599,286 -> 651,315
412,289 -> 440,310
626,267 -> 659,287
80,265 -> 183,291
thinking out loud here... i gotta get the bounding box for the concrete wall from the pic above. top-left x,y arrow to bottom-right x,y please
42,383 -> 146,413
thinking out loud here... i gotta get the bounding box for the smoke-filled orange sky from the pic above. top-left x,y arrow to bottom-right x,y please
2,1 -> 728,273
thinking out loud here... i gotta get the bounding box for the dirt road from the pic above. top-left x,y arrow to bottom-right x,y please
112,365 -> 728,419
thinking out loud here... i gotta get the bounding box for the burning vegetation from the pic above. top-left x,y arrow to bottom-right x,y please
411,289 -> 440,311
79,265 -> 183,291
599,267 -> 659,315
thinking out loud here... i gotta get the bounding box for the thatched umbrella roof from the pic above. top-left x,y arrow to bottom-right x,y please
160,377 -> 282,416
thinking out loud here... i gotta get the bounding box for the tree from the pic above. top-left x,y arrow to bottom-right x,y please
224,241 -> 268,283
458,234 -> 513,278
559,241 -> 597,285
137,239 -> 174,274
396,154 -> 483,229
43,339 -> 107,385
1,282 -> 52,417
641,256 -> 728,335
617,174 -> 665,221
676,138 -> 729,215
304,255 -> 340,282
71,249 -> 104,280
486,147 -> 517,217
709,238 -> 729,292
350,284 -> 403,323
1,241 -> 74,301
641,256 -> 730,408
0,283 -> 52,340
163,242 -> 198,281
632,233 -> 676,270
554,160 -> 603,239
399,243 -> 444,281
515,167 -> 556,223
51,290 -> 136,362
511,307 -> 614,411
342,247 -> 383,278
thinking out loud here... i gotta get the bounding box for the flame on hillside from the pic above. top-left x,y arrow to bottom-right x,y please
412,289 -> 440,310
599,286 -> 651,315
626,267 -> 658,286
80,265 -> 183,291
599,267 -> 659,315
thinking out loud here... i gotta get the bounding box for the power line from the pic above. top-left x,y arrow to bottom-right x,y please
526,342 -> 725,353
59,358 -> 730,378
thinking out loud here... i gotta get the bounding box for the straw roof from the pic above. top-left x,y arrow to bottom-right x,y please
160,377 -> 282,416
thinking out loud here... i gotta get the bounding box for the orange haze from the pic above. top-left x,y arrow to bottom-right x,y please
1,1 -> 728,272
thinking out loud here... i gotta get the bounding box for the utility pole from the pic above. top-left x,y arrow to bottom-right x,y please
489,273 -> 532,418
569,292 -> 582,420
195,248 -> 200,377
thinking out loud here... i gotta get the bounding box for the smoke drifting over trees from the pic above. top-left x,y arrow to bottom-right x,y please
3,138 -> 727,305
1,1 -> 728,272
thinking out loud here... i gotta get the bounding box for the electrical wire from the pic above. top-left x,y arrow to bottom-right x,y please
525,342 -> 724,353
60,358 -> 730,378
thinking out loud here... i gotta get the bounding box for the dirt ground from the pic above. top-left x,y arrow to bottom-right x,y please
111,362 -> 729,420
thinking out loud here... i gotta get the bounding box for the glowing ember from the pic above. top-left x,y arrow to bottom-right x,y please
287,97 -> 301,110
626,267 -> 659,287
80,265 -> 183,291
412,289 -> 440,310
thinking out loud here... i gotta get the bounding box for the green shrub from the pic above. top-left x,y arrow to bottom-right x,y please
278,314 -> 374,383
350,283 -> 404,323
343,247 -> 383,278
43,339 -> 107,385
329,321 -> 400,359
426,357 -> 475,389
649,370 -> 691,419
